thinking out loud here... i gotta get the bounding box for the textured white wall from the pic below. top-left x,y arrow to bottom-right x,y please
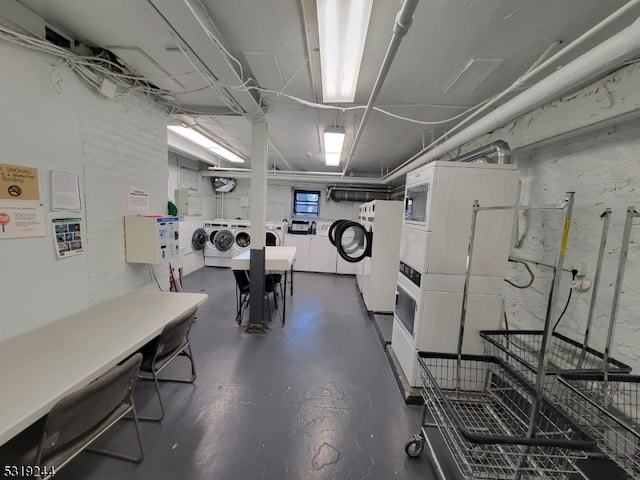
452,61 -> 640,373
0,42 -> 169,341
167,151 -> 217,275
217,178 -> 359,222
506,120 -> 640,372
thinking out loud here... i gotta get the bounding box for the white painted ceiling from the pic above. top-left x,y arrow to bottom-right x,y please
16,0 -> 635,178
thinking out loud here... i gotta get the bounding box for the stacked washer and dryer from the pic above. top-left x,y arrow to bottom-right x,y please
391,161 -> 519,387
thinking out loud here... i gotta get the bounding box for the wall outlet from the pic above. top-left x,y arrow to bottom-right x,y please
574,262 -> 588,278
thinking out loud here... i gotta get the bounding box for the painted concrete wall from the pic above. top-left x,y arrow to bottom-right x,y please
167,151 -> 217,275
217,178 -> 360,222
0,43 -> 168,342
448,61 -> 640,373
505,120 -> 640,372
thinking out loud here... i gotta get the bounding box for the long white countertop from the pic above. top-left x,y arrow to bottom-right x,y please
0,290 -> 208,446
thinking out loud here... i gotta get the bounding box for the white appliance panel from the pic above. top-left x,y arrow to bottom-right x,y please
413,290 -> 503,353
429,165 -> 518,276
391,318 -> 420,386
399,227 -> 431,274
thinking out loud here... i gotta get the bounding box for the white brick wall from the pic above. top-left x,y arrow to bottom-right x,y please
0,42 -> 169,341
506,119 -> 640,372
82,94 -> 169,303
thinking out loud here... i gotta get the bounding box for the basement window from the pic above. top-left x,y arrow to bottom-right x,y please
293,190 -> 320,216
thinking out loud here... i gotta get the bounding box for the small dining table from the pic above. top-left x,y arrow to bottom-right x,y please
230,246 -> 296,326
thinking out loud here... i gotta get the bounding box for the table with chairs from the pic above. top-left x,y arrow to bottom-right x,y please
230,246 -> 296,326
0,290 -> 207,477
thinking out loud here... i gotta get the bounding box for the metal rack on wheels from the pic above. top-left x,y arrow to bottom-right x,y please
548,206 -> 640,479
481,207 -> 631,385
406,193 -> 596,479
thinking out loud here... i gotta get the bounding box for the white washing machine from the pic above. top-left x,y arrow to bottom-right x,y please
204,219 -> 234,267
265,221 -> 286,246
229,220 -> 251,257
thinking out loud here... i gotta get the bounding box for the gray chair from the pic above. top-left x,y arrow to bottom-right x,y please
136,306 -> 197,421
233,270 -> 278,325
0,353 -> 144,478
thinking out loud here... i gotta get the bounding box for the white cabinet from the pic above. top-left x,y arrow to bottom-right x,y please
283,235 -> 310,272
309,236 -> 337,273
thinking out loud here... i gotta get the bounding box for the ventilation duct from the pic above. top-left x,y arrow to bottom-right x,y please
453,141 -> 511,164
327,185 -> 392,203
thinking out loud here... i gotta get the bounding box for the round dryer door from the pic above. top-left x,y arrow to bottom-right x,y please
235,230 -> 250,249
335,221 -> 372,263
191,228 -> 207,251
328,219 -> 350,247
213,229 -> 234,252
265,231 -> 280,246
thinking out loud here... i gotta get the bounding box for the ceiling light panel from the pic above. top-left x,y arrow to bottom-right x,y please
168,126 -> 245,163
324,128 -> 345,166
317,0 -> 373,103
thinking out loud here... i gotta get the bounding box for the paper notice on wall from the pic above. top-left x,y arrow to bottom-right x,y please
52,170 -> 82,211
0,163 -> 39,200
128,188 -> 150,212
0,200 -> 46,238
52,218 -> 84,259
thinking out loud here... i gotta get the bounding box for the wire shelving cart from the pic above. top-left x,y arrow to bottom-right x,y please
481,207 -> 631,386
548,206 -> 640,479
405,193 -> 596,479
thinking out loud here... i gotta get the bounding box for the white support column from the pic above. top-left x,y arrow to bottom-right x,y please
248,121 -> 268,329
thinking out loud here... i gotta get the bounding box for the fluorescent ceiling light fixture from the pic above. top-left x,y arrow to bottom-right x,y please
167,125 -> 244,163
324,128 -> 345,166
317,0 -> 373,103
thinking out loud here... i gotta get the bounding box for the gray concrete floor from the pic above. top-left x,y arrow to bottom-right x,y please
60,268 -> 447,480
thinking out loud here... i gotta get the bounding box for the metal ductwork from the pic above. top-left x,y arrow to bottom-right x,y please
326,185 -> 392,202
453,141 -> 511,164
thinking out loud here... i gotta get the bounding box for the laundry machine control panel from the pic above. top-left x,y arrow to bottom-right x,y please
124,215 -> 179,264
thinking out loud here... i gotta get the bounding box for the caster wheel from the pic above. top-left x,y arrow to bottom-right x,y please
405,435 -> 424,458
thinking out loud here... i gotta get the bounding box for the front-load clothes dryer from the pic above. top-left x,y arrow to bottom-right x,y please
191,228 -> 207,251
204,219 -> 233,267
329,200 -> 403,313
265,222 -> 285,246
230,220 -> 251,257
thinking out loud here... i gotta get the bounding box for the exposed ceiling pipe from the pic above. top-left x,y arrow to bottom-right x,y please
453,141 -> 511,164
385,0 -> 640,180
341,0 -> 420,177
384,14 -> 640,182
200,169 -> 386,185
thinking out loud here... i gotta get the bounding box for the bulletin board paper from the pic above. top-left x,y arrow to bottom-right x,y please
0,200 -> 46,238
128,188 -> 150,212
52,218 -> 84,259
52,170 -> 82,211
0,163 -> 39,200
